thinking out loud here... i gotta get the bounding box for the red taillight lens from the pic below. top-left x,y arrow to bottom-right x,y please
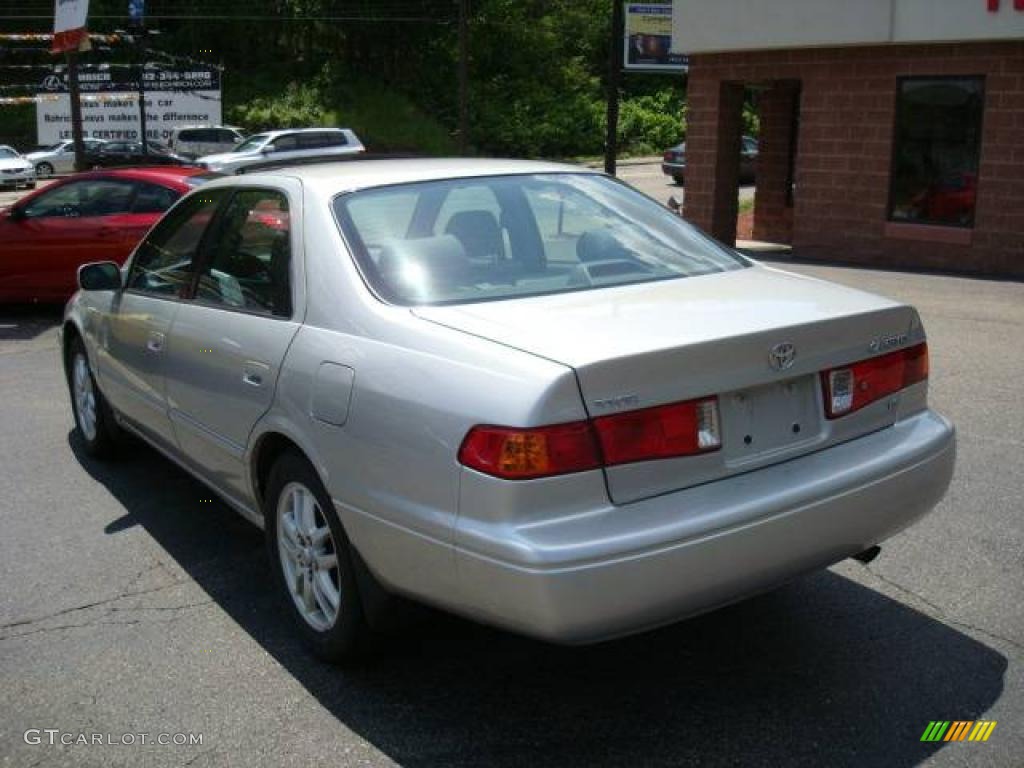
593,397 -> 721,466
457,421 -> 602,480
663,151 -> 673,161
459,397 -> 722,480
821,342 -> 929,419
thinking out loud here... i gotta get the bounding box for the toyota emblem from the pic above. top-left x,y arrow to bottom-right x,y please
769,342 -> 796,371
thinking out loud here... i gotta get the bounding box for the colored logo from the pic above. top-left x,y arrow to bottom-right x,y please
921,720 -> 997,742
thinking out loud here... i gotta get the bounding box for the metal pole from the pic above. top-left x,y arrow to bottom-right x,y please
457,0 -> 469,155
66,51 -> 86,172
604,0 -> 623,175
137,30 -> 148,153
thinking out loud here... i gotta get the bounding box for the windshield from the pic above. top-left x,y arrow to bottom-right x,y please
333,173 -> 747,306
233,134 -> 268,153
0,147 -> 20,159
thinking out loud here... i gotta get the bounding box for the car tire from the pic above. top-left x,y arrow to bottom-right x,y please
67,336 -> 121,458
25,181 -> 36,189
35,162 -> 53,178
673,174 -> 685,186
264,451 -> 370,663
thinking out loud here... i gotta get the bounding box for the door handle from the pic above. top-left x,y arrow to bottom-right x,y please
242,361 -> 269,388
146,331 -> 164,353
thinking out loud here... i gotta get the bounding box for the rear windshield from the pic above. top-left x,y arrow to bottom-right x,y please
333,173 -> 746,306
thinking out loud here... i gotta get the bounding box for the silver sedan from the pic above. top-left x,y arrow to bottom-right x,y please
61,159 -> 956,661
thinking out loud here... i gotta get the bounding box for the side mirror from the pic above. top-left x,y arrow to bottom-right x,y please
78,261 -> 123,292
667,195 -> 682,212
8,205 -> 26,221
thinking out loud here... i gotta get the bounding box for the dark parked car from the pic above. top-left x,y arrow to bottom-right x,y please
663,135 -> 758,185
85,141 -> 190,168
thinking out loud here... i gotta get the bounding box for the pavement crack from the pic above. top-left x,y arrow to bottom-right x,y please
0,580 -> 202,639
867,566 -> 1024,656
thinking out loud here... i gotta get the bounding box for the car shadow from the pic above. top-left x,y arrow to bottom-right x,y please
0,304 -> 63,342
70,431 -> 1007,768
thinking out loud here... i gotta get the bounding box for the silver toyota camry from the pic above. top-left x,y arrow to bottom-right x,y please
61,159 -> 956,661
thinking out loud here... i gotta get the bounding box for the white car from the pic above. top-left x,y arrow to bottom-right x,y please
0,146 -> 36,189
26,139 -> 108,178
167,125 -> 245,160
197,128 -> 364,173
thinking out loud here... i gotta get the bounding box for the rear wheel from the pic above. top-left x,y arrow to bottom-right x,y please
264,451 -> 369,662
35,162 -> 53,178
673,174 -> 685,185
67,337 -> 120,457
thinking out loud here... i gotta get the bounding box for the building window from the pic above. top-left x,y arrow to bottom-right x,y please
888,77 -> 985,228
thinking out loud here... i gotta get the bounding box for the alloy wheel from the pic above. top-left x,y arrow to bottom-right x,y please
72,353 -> 97,442
276,482 -> 341,631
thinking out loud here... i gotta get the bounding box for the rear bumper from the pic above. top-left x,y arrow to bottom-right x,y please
661,161 -> 685,177
454,409 -> 955,644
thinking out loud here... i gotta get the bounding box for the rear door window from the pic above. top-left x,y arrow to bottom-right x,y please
193,189 -> 292,317
132,182 -> 181,214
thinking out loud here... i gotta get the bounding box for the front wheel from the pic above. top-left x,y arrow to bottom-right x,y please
264,452 -> 369,662
67,337 -> 121,457
35,162 -> 53,178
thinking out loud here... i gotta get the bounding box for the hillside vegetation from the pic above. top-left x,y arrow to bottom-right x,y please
1,0 -> 690,157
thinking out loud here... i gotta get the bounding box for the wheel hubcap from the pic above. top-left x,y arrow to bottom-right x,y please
72,353 -> 97,442
277,482 -> 341,631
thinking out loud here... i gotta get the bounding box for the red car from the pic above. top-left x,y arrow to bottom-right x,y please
0,167 -> 211,303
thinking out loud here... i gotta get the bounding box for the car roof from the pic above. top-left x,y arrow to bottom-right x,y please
231,157 -> 599,194
69,166 -> 206,188
255,127 -> 350,139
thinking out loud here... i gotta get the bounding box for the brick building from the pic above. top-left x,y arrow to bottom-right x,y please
672,0 -> 1024,278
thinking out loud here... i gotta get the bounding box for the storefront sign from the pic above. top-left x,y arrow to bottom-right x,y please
624,4 -> 687,71
35,65 -> 222,144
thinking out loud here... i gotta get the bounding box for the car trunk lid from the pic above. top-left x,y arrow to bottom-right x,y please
415,266 -> 922,504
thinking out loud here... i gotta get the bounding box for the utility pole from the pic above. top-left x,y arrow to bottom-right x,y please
130,0 -> 148,152
66,51 -> 86,172
604,0 -> 623,175
136,29 -> 148,152
457,0 -> 469,155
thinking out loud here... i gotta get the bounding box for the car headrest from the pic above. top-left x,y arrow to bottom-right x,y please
444,210 -> 502,261
378,235 -> 471,298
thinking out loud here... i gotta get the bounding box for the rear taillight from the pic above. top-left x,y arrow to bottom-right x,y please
458,396 -> 721,480
593,397 -> 721,466
458,422 -> 601,480
821,342 -> 928,419
663,151 -> 673,162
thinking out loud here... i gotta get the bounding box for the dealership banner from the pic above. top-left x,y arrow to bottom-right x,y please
624,3 -> 687,71
35,65 -> 222,145
52,0 -> 90,53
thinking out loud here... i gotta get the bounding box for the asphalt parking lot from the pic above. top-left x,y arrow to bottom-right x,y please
1,218 -> 1022,766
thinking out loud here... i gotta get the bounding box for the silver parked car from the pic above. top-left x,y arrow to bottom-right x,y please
26,138 -> 108,178
62,159 -> 955,661
196,127 -> 364,174
0,145 -> 37,189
